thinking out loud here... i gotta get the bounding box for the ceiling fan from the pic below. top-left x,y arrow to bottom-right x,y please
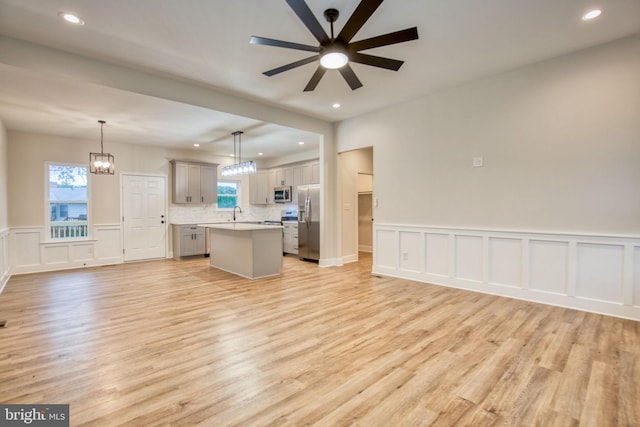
250,0 -> 419,91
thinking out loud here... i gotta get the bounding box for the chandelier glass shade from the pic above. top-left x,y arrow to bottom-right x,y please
89,120 -> 115,175
221,131 -> 256,177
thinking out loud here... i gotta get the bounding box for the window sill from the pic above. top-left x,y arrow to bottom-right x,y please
41,238 -> 98,245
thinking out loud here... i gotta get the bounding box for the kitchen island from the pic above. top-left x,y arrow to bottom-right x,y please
198,222 -> 283,279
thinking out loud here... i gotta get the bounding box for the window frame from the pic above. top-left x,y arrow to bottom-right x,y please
216,179 -> 240,211
45,161 -> 92,241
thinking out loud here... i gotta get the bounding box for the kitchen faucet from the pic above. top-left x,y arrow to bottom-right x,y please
233,205 -> 242,221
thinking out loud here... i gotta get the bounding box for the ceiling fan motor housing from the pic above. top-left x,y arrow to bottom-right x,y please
250,0 -> 419,91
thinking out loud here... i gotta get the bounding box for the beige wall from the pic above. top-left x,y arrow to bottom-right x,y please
0,119 -> 7,230
337,34 -> 640,235
339,147 -> 373,261
7,131 -> 234,227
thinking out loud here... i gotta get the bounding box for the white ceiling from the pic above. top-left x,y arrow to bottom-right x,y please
1,0 -> 639,159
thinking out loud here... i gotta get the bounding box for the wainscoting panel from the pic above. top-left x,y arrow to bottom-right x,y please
399,231 -> 421,273
635,247 -> 640,307
10,228 -> 42,270
529,240 -> 568,295
42,244 -> 70,266
454,235 -> 483,282
0,228 -> 9,292
488,237 -> 522,288
10,224 -> 122,275
375,229 -> 397,270
576,243 -> 624,304
373,224 -> 640,320
94,225 -> 123,264
425,233 -> 449,277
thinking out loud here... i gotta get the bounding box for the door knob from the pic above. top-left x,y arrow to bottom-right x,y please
161,220 -> 165,224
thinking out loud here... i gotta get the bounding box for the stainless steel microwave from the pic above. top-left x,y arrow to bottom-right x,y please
274,186 -> 292,203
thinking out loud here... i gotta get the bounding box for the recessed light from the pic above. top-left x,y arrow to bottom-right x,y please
582,9 -> 602,20
298,141 -> 305,145
58,12 -> 84,25
193,143 -> 200,147
332,103 -> 341,109
258,152 -> 264,156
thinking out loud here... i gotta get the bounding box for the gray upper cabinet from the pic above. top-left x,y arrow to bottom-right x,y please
171,160 -> 218,204
249,171 -> 270,205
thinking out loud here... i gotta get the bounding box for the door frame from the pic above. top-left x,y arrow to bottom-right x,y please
120,172 -> 169,261
356,172 -> 374,257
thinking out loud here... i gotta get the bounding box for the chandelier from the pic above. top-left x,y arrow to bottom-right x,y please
221,131 -> 256,177
89,120 -> 115,175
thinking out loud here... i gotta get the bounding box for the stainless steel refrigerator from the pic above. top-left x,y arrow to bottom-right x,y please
298,184 -> 320,261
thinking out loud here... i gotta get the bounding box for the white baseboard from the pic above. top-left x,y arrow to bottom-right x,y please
319,257 -> 344,268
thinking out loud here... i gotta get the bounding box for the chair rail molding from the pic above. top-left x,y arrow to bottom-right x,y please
373,223 -> 640,321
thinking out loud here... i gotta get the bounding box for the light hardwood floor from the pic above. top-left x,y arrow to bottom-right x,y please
0,253 -> 638,426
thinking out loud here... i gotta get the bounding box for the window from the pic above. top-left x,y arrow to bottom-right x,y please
217,180 -> 239,209
46,163 -> 90,239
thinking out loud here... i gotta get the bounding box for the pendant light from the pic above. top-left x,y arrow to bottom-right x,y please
89,120 -> 115,175
221,131 -> 256,177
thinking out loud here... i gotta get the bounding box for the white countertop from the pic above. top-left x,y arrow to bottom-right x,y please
197,222 -> 283,231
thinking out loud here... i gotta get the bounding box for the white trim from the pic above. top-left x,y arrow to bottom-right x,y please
44,161 -> 91,242
320,257 -> 343,267
9,224 -> 122,275
342,253 -> 358,264
373,223 -> 640,321
0,228 -> 10,294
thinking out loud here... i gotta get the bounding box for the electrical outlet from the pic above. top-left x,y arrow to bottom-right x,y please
473,156 -> 484,167
402,252 -> 409,261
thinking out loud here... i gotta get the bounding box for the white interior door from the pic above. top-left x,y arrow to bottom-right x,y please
122,174 -> 167,261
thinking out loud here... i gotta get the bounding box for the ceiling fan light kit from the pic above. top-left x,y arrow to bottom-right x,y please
250,0 -> 419,91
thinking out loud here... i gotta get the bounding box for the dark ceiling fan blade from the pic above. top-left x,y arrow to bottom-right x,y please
264,55 -> 319,77
304,66 -> 328,91
337,0 -> 384,44
250,36 -> 320,53
339,65 -> 363,90
349,52 -> 404,71
349,27 -> 419,52
286,0 -> 330,44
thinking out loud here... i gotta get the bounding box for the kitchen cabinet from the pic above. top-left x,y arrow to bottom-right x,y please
172,224 -> 206,258
296,162 -> 320,185
283,222 -> 298,255
249,171 -> 270,205
171,160 -> 218,204
275,168 -> 294,187
311,162 -> 320,184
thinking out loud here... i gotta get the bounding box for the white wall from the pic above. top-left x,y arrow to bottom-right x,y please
337,34 -> 640,235
337,34 -> 640,320
0,119 -> 9,291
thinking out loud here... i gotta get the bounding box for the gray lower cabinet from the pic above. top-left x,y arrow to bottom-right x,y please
283,222 -> 298,255
173,224 -> 206,259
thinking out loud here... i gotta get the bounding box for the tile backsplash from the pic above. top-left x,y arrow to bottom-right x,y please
169,203 -> 297,224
